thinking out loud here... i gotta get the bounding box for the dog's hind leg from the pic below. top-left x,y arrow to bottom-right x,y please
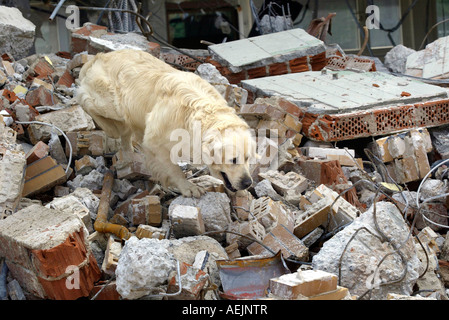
89,113 -> 134,153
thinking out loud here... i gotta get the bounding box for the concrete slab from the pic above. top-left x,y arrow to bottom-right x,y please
242,70 -> 449,141
209,28 -> 325,73
242,70 -> 448,115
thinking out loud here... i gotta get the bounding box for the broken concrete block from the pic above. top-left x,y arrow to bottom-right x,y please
226,219 -> 266,250
48,132 -> 68,165
113,150 -> 151,180
0,204 -> 101,299
22,156 -> 67,197
70,187 -> 100,221
65,130 -> 121,157
67,169 -> 104,191
250,196 -> 295,232
166,262 -> 209,300
169,204 -> 205,238
1,59 -> 15,76
294,198 -> 332,239
0,123 -> 26,219
229,190 -> 253,221
113,178 -> 137,201
254,179 -> 282,201
258,170 -> 308,205
130,195 -> 162,227
101,235 -> 122,277
312,201 -> 421,300
308,184 -> 359,231
75,155 -> 97,175
27,105 -> 95,144
169,192 -> 232,242
270,269 -> 338,299
115,237 -> 177,300
189,175 -> 225,193
247,224 -> 309,261
30,77 -> 53,92
46,194 -> 94,233
136,224 -> 166,240
384,44 -> 416,74
0,6 -> 36,60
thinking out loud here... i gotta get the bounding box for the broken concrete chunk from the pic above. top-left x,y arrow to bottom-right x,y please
115,237 -> 176,300
312,201 -> 421,300
101,235 -> 122,277
189,175 -> 224,193
169,204 -> 205,238
27,105 -> 95,144
251,196 -> 295,233
270,269 -> 338,300
247,224 -> 308,261
169,192 -> 232,242
0,6 -> 36,60
0,122 -> 26,219
254,179 -> 282,201
67,169 -> 104,191
384,44 -> 416,74
46,194 -> 93,233
136,224 -> 167,240
0,204 -> 101,299
258,170 -> 308,205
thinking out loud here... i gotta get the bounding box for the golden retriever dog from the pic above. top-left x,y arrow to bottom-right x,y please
76,49 -> 256,197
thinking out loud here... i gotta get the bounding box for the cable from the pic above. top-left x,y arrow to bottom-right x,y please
345,0 -> 374,56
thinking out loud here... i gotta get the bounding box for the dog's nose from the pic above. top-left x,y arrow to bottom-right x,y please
240,177 -> 253,190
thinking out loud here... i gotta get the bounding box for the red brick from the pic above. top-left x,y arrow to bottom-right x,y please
25,86 -> 55,106
247,66 -> 268,79
26,141 -> 49,165
268,62 -> 289,76
56,69 -> 75,88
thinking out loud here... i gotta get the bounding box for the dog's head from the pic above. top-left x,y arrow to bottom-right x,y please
202,127 -> 257,192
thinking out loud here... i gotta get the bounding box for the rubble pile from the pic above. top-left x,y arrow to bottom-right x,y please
1,18 -> 449,301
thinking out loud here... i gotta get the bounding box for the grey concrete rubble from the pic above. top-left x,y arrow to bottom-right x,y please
0,6 -> 35,60
1,18 -> 449,302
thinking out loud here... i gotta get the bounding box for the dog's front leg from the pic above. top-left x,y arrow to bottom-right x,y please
143,145 -> 205,198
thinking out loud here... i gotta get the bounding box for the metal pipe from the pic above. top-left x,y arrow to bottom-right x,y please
49,0 -> 67,21
94,170 -> 132,240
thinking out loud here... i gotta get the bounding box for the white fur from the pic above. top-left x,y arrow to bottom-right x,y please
77,49 -> 255,197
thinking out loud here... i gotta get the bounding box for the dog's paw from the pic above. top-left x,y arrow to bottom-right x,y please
179,181 -> 205,198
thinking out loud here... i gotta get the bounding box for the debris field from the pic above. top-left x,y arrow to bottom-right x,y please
1,5 -> 449,301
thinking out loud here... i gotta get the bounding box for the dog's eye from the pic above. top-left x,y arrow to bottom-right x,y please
232,157 -> 238,164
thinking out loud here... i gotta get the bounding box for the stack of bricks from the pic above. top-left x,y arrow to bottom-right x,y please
371,128 -> 433,184
270,269 -> 350,300
0,204 -> 101,299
